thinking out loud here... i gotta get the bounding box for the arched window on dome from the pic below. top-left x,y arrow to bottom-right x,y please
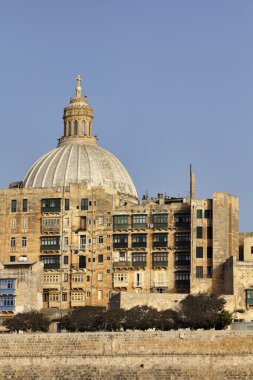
68,122 -> 71,136
74,120 -> 78,136
82,120 -> 85,136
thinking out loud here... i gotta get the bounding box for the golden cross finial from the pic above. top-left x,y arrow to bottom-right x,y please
75,74 -> 82,97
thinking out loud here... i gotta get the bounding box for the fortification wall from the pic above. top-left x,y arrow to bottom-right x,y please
0,330 -> 253,379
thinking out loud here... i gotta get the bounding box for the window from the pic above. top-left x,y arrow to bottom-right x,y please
251,247 -> 253,254
44,275 -> 60,283
114,273 -> 128,283
41,198 -> 61,212
107,246 -> 111,251
72,274 -> 85,282
63,256 -> 68,265
207,247 -> 213,259
175,213 -> 190,226
132,253 -> 147,267
79,255 -> 86,269
40,255 -> 60,269
80,216 -> 86,230
68,121 -> 71,136
196,226 -> 203,239
49,293 -> 59,302
196,266 -> 203,278
64,218 -> 69,227
132,234 -> 147,247
74,120 -> 78,135
113,215 -> 128,229
10,256 -> 15,262
98,254 -> 103,263
204,209 -> 212,218
246,289 -> 253,306
81,198 -> 89,211
80,235 -> 86,249
22,236 -> 27,248
22,218 -> 27,229
98,273 -> 103,281
10,237 -> 16,248
132,214 -> 147,228
153,233 -> 167,247
63,273 -> 68,282
22,199 -> 28,212
11,200 -> 17,212
152,252 -> 168,267
98,235 -> 104,244
196,209 -> 203,219
175,233 -> 190,247
62,293 -> 67,302
71,292 -> 85,301
196,247 -> 203,258
42,218 -> 60,231
0,296 -> 15,310
175,252 -> 190,265
175,272 -> 190,281
98,216 -> 104,225
113,234 -> 128,248
64,236 -> 69,246
86,275 -> 90,282
98,290 -> 103,300
153,214 -> 168,228
207,266 -> 213,277
41,236 -> 60,250
11,219 -> 16,229
82,120 -> 85,135
0,279 -> 15,290
207,226 -> 213,239
65,199 -> 70,211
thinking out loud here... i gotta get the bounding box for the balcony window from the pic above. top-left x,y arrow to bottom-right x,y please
153,233 -> 167,248
113,234 -> 128,249
132,252 -> 147,267
0,296 -> 15,311
152,252 -> 168,267
132,214 -> 147,228
175,252 -> 190,266
41,198 -> 61,212
175,233 -> 190,247
132,234 -> 147,248
0,279 -> 16,292
175,272 -> 190,282
42,218 -> 60,232
41,236 -> 60,250
114,273 -> 128,283
152,214 -> 168,228
40,255 -> 60,269
113,215 -> 128,229
11,200 -> 17,213
72,274 -> 85,282
246,289 -> 253,306
196,227 -> 203,239
81,198 -> 88,211
175,213 -> 190,227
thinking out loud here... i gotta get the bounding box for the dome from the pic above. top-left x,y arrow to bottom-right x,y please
23,140 -> 137,197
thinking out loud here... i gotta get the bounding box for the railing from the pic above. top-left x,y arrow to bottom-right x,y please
41,226 -> 61,233
174,222 -> 190,227
132,223 -> 147,229
132,261 -> 147,268
41,245 -> 60,251
153,242 -> 167,248
153,281 -> 168,287
113,224 -> 129,230
113,243 -> 128,249
42,206 -> 61,213
113,261 -> 132,269
153,223 -> 168,228
153,260 -> 168,268
0,288 -> 15,294
175,241 -> 190,247
132,242 -> 147,248
0,305 -> 15,311
114,280 -> 129,288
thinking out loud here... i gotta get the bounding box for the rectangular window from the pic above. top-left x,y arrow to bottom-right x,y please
207,246 -> 213,259
175,252 -> 191,266
40,255 -> 60,269
11,219 -> 16,229
114,273 -> 128,283
0,279 -> 16,290
98,235 -> 104,244
10,256 -> 15,262
113,234 -> 128,249
204,209 -> 212,219
81,198 -> 89,211
63,273 -> 68,282
22,218 -> 27,229
98,216 -> 104,225
72,274 -> 85,282
41,236 -> 60,250
132,214 -> 147,228
11,200 -> 17,212
79,255 -> 86,269
62,293 -> 67,302
98,273 -> 103,281
65,199 -> 70,211
98,290 -> 103,300
64,218 -> 69,227
80,216 -> 86,230
22,199 -> 28,212
175,233 -> 190,247
207,226 -> 213,239
132,252 -> 147,267
196,209 -> 203,219
132,234 -> 147,247
153,233 -> 167,247
86,275 -> 90,282
251,246 -> 253,254
196,246 -> 203,258
152,252 -> 168,267
64,236 -> 69,246
22,236 -> 27,248
98,254 -> 104,263
41,198 -> 61,212
174,213 -> 190,227
80,235 -> 86,249
113,215 -> 128,229
63,255 -> 68,265
196,226 -> 203,239
0,296 -> 15,310
207,266 -> 213,277
10,237 -> 16,248
196,266 -> 203,278
153,214 -> 168,228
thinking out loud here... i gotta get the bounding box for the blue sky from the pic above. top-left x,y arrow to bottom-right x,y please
0,1 -> 252,231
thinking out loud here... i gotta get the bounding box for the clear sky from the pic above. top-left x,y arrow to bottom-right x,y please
0,1 -> 252,231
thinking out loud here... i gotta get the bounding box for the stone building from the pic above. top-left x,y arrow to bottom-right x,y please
0,76 -> 252,319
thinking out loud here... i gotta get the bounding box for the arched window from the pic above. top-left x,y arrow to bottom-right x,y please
82,120 -> 85,135
68,122 -> 71,136
74,120 -> 78,136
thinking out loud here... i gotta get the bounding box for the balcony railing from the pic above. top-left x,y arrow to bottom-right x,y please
0,305 -> 15,311
0,288 -> 15,294
153,223 -> 168,228
132,261 -> 146,268
132,242 -> 147,248
113,224 -> 128,230
113,242 -> 128,249
114,280 -> 129,288
113,261 -> 132,269
153,241 -> 167,248
175,241 -> 190,247
132,223 -> 147,229
175,260 -> 190,267
153,260 -> 168,268
174,222 -> 190,228
153,281 -> 168,287
41,245 -> 60,251
41,226 -> 61,233
42,206 -> 61,213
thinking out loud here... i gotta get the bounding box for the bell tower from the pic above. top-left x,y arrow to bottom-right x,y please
60,75 -> 96,145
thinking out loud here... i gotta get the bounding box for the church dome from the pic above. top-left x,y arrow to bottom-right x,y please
23,76 -> 137,198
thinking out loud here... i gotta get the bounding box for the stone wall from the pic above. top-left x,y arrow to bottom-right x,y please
0,331 -> 253,379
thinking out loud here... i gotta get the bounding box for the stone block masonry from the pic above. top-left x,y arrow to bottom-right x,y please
0,331 -> 253,379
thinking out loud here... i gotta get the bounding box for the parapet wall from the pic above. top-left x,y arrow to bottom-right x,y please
0,331 -> 253,379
